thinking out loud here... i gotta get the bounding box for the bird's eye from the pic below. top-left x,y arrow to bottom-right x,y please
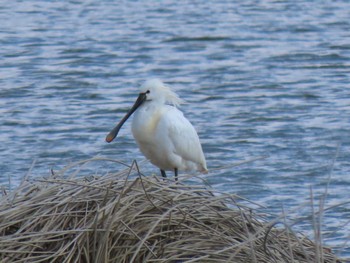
146,90 -> 150,94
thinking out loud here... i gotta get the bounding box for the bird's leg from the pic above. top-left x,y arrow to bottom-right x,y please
160,169 -> 167,178
174,168 -> 178,182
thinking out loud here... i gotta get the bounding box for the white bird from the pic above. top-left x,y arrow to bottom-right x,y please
106,79 -> 208,181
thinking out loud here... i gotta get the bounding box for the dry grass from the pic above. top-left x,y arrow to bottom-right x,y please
0,158 -> 343,263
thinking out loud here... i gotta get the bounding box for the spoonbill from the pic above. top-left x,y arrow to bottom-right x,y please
106,79 -> 207,181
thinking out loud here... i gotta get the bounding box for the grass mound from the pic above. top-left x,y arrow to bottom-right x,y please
0,158 -> 342,262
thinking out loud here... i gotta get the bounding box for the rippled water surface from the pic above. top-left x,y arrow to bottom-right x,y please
1,0 -> 349,257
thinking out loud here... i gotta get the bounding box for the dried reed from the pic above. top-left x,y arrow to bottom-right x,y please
0,158 -> 342,262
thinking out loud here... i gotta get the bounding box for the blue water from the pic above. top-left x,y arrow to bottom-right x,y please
1,0 -> 349,258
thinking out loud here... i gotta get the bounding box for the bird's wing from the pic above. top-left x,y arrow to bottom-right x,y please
158,107 -> 206,166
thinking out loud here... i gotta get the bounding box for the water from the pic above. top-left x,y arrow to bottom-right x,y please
1,0 -> 349,258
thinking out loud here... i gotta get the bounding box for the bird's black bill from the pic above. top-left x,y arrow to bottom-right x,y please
106,92 -> 147,143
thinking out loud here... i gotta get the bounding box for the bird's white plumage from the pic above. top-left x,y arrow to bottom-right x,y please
132,79 -> 207,173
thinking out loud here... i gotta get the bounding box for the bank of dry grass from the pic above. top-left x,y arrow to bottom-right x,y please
0,158 -> 342,262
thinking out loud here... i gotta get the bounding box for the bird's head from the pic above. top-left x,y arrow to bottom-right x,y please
140,79 -> 184,107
